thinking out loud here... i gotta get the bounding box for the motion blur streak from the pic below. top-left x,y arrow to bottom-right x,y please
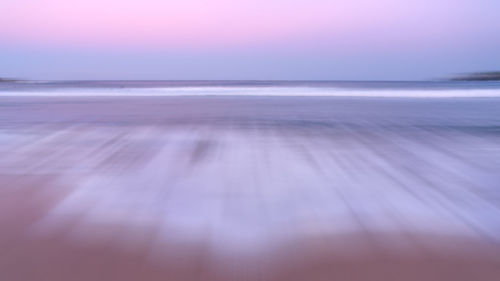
1,86 -> 500,280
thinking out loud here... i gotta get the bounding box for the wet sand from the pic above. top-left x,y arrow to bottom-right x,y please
1,96 -> 500,280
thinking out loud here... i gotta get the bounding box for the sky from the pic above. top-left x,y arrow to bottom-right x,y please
1,0 -> 499,80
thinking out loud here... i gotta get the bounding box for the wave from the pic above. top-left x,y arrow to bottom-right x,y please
1,86 -> 500,98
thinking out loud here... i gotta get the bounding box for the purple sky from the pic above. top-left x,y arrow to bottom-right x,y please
1,0 -> 499,80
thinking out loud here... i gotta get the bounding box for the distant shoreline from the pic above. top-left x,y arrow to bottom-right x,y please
451,72 -> 500,81
0,78 -> 22,83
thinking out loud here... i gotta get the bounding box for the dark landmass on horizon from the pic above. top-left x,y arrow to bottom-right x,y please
0,78 -> 19,83
451,71 -> 500,81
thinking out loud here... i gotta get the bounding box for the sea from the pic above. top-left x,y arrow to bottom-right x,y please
1,80 -> 500,255
1,80 -> 500,97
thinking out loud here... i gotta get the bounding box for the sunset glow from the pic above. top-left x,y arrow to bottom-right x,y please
1,0 -> 499,79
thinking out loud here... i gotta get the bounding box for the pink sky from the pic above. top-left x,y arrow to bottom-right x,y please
0,0 -> 481,49
1,0 -> 499,80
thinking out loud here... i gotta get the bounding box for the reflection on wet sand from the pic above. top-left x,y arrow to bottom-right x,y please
1,96 -> 500,280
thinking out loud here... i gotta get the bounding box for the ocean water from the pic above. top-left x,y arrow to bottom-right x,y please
1,82 -> 500,257
1,80 -> 500,97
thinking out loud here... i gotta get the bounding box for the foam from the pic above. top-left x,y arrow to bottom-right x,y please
1,87 -> 500,98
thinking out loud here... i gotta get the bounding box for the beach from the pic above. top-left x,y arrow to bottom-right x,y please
1,84 -> 500,280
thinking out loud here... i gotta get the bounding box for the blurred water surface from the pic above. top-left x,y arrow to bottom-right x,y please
1,84 -> 500,280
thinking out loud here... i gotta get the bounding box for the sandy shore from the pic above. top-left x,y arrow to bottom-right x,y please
1,96 -> 500,280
